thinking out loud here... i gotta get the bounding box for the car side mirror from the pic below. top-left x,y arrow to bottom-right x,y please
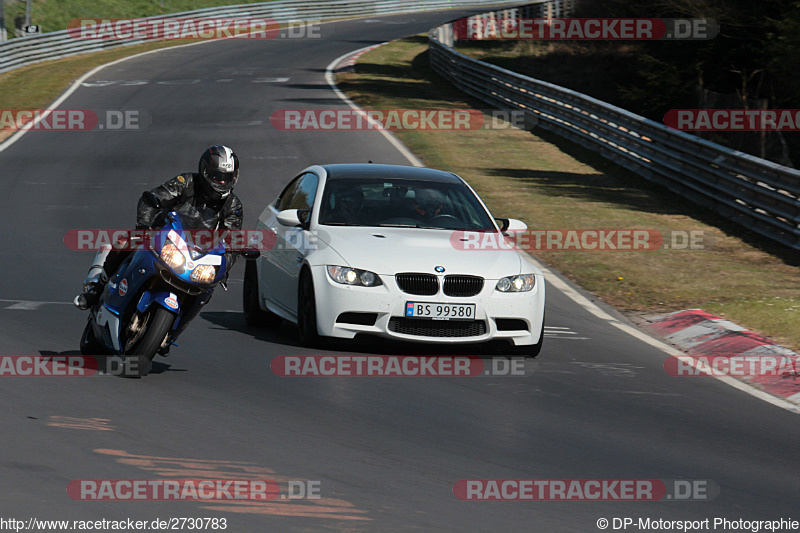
277,209 -> 302,227
497,218 -> 527,235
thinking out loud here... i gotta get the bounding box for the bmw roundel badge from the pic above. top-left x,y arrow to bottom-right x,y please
434,266 -> 445,273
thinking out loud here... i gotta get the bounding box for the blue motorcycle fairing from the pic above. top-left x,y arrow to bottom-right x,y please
137,290 -> 181,316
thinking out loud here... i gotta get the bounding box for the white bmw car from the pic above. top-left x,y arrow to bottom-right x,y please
243,164 -> 545,356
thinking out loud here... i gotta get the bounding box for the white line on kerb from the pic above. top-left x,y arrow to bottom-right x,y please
325,43 -> 800,415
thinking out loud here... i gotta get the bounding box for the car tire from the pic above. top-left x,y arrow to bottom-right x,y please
297,269 -> 322,348
243,260 -> 282,327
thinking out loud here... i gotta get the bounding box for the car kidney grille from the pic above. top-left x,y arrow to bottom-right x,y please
395,273 -> 439,295
388,317 -> 487,337
443,275 -> 484,297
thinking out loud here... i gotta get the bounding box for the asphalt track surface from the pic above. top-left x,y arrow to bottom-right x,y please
0,8 -> 798,533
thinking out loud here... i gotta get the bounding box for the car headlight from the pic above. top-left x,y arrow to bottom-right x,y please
327,266 -> 383,287
160,241 -> 185,271
190,264 -> 217,284
496,274 -> 536,292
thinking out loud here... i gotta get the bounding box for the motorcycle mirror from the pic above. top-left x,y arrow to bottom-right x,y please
240,249 -> 261,260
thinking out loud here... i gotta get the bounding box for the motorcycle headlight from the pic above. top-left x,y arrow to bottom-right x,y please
190,264 -> 217,284
160,241 -> 185,271
496,274 -> 536,292
327,266 -> 383,287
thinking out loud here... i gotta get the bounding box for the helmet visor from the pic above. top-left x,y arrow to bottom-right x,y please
209,170 -> 237,186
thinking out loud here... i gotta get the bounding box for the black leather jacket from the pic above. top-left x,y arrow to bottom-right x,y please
136,173 -> 243,231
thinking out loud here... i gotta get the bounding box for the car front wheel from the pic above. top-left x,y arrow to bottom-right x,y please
243,260 -> 282,327
297,269 -> 322,347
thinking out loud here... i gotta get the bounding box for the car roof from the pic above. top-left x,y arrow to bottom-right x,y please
320,164 -> 463,184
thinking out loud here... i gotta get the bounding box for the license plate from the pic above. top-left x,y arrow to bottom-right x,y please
405,302 -> 476,321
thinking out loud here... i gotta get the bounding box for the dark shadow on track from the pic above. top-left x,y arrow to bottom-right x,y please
201,311 -> 523,360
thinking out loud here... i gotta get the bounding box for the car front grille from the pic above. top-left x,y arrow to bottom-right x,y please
443,275 -> 484,297
388,317 -> 487,338
395,273 -> 439,295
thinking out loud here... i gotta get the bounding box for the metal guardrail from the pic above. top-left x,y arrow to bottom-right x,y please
0,0 -> 513,74
429,2 -> 800,250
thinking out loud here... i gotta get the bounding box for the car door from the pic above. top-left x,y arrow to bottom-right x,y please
269,172 -> 320,312
257,176 -> 299,309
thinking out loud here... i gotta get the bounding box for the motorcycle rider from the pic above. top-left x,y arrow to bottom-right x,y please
74,145 -> 244,310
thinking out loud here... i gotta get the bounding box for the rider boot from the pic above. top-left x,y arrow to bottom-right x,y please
73,245 -> 111,310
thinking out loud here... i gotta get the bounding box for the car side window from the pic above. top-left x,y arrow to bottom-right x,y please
275,176 -> 302,212
285,172 -> 319,211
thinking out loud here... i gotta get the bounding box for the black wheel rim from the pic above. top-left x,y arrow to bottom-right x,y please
124,309 -> 151,352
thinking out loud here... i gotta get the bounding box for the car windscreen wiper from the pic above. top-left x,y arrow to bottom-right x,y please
321,222 -> 371,226
376,223 -> 422,228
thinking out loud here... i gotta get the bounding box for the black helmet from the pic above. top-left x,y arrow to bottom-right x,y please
198,145 -> 239,200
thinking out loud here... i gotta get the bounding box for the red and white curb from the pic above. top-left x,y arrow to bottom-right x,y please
646,309 -> 800,405
331,43 -> 384,73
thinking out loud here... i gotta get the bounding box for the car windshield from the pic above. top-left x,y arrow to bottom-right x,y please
318,178 -> 496,230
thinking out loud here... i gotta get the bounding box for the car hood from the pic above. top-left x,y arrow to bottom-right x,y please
313,227 -> 523,278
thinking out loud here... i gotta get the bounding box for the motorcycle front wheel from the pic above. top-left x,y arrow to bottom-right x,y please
79,319 -> 104,355
124,306 -> 175,377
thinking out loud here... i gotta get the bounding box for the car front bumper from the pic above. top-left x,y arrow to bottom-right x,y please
310,265 -> 545,346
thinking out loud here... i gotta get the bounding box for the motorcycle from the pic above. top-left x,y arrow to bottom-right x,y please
79,196 -> 258,376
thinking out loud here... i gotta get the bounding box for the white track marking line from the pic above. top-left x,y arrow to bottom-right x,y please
325,43 -> 800,414
1,299 -> 73,310
0,14 -> 344,154
0,39 -> 220,154
325,45 -> 424,168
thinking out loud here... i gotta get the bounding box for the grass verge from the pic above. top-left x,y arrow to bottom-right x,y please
3,0 -> 279,36
336,35 -> 800,351
0,39 -> 195,142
